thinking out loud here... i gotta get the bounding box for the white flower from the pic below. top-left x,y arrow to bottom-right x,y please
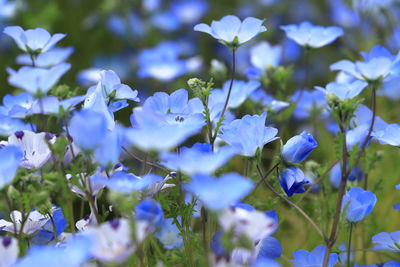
0,210 -> 49,235
7,130 -> 55,169
0,236 -> 19,267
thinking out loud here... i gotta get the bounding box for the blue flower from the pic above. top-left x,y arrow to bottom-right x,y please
137,42 -> 198,81
254,258 -> 282,267
329,163 -> 363,188
346,105 -> 388,149
247,41 -> 282,79
342,187 -> 377,222
281,21 -> 343,48
279,167 -> 309,197
8,63 -> 71,95
194,15 -> 266,47
282,131 -> 317,164
291,90 -> 327,120
135,199 -> 164,226
315,80 -> 368,100
330,45 -> 400,82
257,236 -> 282,259
292,245 -> 338,267
68,109 -> 108,150
373,123 -> 400,146
16,47 -> 74,68
161,143 -> 238,175
0,116 -> 32,136
372,231 -> 400,252
1,92 -> 34,118
126,89 -> 205,151
93,127 -> 123,167
94,171 -> 162,194
249,89 -> 289,113
3,26 -> 66,53
31,207 -> 67,244
208,80 -> 260,121
394,185 -> 400,211
219,112 -> 278,157
0,145 -> 22,188
16,236 -> 92,267
155,218 -> 183,249
184,173 -> 254,211
171,0 -> 208,25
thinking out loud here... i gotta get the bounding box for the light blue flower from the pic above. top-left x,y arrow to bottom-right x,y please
171,0 -> 208,25
0,145 -> 23,188
373,123 -> 400,146
16,236 -> 92,267
394,184 -> 400,211
3,26 -> 66,53
254,258 -> 282,267
94,171 -> 162,194
155,218 -> 183,249
1,92 -> 34,118
281,21 -> 343,48
0,116 -> 32,136
126,107 -> 205,152
137,42 -> 197,81
330,45 -> 400,82
184,173 -> 254,211
161,143 -> 238,175
208,80 -> 260,121
372,231 -> 400,252
31,207 -> 67,245
135,199 -> 164,226
194,15 -> 266,47
126,89 -> 205,151
250,41 -> 282,69
291,90 -> 327,120
329,162 -> 363,188
315,80 -> 368,100
249,89 -> 289,113
257,236 -> 282,259
16,47 -> 74,68
279,167 -> 309,197
342,187 -> 377,222
281,131 -> 317,163
347,105 -> 388,149
219,112 -> 278,157
93,127 -> 123,167
68,109 -> 108,151
8,63 -> 71,95
292,245 -> 338,267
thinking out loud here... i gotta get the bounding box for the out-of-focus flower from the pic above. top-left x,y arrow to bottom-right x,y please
292,245 -> 338,267
161,143 -> 238,175
6,131 -> 55,169
194,15 -> 266,48
281,131 -> 317,164
342,187 -> 376,222
0,210 -> 49,235
219,112 -> 278,157
281,21 -> 343,48
135,199 -> 164,226
155,218 -> 183,249
68,109 -> 108,151
0,145 -> 22,188
329,163 -> 363,188
94,171 -> 162,194
218,206 -> 277,242
0,236 -> 18,267
184,173 -> 254,211
8,63 -> 71,95
16,47 -> 74,68
372,231 -> 400,252
3,26 -> 65,53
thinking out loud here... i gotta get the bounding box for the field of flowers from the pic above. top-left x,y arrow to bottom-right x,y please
1,0 -> 400,266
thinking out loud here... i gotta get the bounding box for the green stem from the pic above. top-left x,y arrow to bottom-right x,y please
347,223 -> 354,267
